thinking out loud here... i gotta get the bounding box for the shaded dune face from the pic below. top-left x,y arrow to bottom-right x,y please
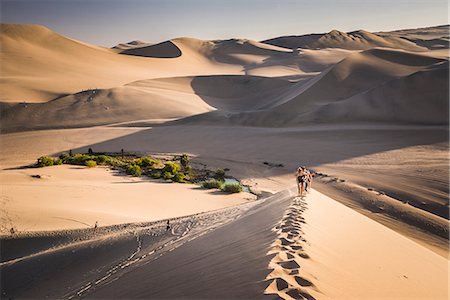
119,41 -> 182,58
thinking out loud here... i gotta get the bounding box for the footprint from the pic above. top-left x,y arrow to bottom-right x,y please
278,260 -> 300,270
295,276 -> 313,287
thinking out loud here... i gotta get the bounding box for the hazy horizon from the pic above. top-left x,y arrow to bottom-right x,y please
1,0 -> 448,47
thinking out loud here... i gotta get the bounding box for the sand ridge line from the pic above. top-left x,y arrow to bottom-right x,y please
264,195 -> 319,300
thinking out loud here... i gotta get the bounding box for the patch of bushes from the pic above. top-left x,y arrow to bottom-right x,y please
96,155 -> 109,164
36,156 -> 61,167
59,152 -> 70,163
162,162 -> 181,174
126,164 -> 142,177
221,183 -> 243,193
68,154 -> 97,165
202,179 -> 222,189
85,160 -> 97,168
135,157 -> 158,168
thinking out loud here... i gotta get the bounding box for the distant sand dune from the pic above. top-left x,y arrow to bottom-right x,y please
263,29 -> 432,51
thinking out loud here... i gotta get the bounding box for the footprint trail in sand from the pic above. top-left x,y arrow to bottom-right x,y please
265,196 -> 318,300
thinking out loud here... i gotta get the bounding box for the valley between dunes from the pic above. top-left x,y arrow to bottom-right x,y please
0,23 -> 448,299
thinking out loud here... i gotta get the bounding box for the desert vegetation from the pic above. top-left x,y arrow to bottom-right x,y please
34,151 -> 246,193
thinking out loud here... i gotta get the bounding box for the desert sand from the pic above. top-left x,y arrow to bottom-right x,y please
1,23 -> 449,299
0,165 -> 255,232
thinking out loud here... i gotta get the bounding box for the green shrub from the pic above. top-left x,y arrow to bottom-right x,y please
126,164 -> 142,177
85,160 -> 97,168
180,154 -> 189,168
202,179 -> 222,189
221,183 -> 242,193
69,153 -> 96,165
54,158 -> 63,165
108,157 -> 127,168
172,172 -> 186,183
214,168 -> 226,180
163,162 -> 181,174
135,157 -> 157,168
37,156 -> 55,167
96,155 -> 111,164
162,171 -> 173,180
151,171 -> 162,179
59,152 -> 70,162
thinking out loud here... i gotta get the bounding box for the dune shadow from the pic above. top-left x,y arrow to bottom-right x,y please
120,41 -> 182,58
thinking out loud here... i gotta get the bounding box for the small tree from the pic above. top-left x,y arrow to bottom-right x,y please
69,149 -> 73,157
214,169 -> 226,181
88,148 -> 93,154
180,154 -> 189,168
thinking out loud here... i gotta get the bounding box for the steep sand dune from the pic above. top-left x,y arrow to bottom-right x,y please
270,48 -> 445,112
301,64 -> 449,124
263,29 -> 427,51
0,24 -> 243,103
181,48 -> 447,126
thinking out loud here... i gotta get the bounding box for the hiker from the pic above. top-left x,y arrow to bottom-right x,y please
296,167 -> 307,196
166,220 -> 170,231
304,167 -> 312,192
94,221 -> 98,229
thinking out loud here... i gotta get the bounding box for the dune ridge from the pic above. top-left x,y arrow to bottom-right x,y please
262,26 -> 448,51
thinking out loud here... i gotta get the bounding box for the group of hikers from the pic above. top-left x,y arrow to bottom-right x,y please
296,166 -> 313,196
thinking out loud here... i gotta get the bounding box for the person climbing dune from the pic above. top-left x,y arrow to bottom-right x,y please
296,167 -> 307,196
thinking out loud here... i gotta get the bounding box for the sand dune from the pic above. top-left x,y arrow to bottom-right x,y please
377,25 -> 450,50
182,47 -> 448,126
0,24 -> 241,103
301,63 -> 449,124
3,190 -> 447,299
263,29 -> 427,51
1,75 -> 298,132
